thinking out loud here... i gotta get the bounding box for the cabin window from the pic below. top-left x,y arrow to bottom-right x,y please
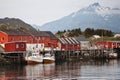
36,44 -> 38,48
117,43 -> 120,47
11,37 -> 14,41
21,44 -> 24,48
1,37 -> 4,41
16,44 -> 19,48
19,36 -> 22,41
41,44 -> 44,47
113,43 -> 115,46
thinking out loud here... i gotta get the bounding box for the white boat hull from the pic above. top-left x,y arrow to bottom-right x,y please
109,53 -> 117,59
25,52 -> 43,64
43,53 -> 55,63
25,57 -> 43,64
43,58 -> 55,63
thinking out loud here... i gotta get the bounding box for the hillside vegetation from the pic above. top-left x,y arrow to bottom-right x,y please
55,28 -> 120,41
56,28 -> 113,37
0,17 -> 36,31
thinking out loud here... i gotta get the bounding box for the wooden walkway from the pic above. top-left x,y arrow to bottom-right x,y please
0,48 -> 120,64
0,52 -> 26,64
54,49 -> 115,62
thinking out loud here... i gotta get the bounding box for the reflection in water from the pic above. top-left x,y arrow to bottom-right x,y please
25,63 -> 56,79
55,62 -> 81,79
0,59 -> 120,79
0,64 -> 26,80
25,64 -> 44,79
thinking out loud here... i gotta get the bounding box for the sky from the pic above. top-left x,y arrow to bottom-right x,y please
0,0 -> 120,26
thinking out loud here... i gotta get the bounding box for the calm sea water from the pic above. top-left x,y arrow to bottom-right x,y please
0,59 -> 120,80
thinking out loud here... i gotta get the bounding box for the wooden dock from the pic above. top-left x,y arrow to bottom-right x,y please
0,48 -> 120,64
0,52 -> 26,64
54,48 -> 120,62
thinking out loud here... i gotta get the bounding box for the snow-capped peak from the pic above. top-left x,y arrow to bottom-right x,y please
40,2 -> 120,33
89,2 -> 101,8
71,3 -> 102,17
71,2 -> 120,18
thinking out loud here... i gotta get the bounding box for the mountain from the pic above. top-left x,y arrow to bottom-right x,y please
31,24 -> 40,30
0,17 -> 36,31
38,3 -> 120,33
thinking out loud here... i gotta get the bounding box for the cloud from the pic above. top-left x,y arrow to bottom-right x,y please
0,0 -> 120,25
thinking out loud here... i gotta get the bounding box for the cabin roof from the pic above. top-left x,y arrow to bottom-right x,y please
71,37 -> 80,44
65,38 -> 72,44
0,29 -> 57,39
0,29 -> 30,36
58,38 -> 68,44
58,37 -> 82,44
30,30 -> 49,37
44,31 -> 58,40
75,37 -> 88,42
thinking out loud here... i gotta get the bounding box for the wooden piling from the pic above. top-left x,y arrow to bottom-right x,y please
54,49 -> 113,62
0,52 -> 26,65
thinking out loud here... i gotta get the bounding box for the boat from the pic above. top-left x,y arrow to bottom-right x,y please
25,52 -> 43,64
43,52 -> 55,63
109,52 -> 117,59
107,49 -> 118,59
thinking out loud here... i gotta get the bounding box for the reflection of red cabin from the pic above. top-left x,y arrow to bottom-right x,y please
5,41 -> 26,52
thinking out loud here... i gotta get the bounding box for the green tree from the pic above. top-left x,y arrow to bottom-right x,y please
84,28 -> 94,37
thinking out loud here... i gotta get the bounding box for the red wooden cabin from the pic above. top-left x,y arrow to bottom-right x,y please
0,29 -> 31,44
95,41 -> 120,49
43,31 -> 59,49
0,29 -> 59,50
5,41 -> 26,52
58,37 -> 81,50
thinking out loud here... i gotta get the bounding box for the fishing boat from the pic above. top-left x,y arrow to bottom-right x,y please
25,52 -> 43,64
43,52 -> 55,63
109,52 -> 117,59
107,49 -> 118,59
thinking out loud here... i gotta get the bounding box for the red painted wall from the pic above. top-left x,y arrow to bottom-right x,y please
95,41 -> 120,49
5,42 -> 26,52
0,31 -> 32,44
0,31 -> 8,44
8,35 -> 32,43
0,31 -> 59,50
48,39 -> 59,48
60,43 -> 80,50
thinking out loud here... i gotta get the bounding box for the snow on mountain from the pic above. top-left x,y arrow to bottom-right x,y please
37,3 -> 120,33
31,24 -> 40,30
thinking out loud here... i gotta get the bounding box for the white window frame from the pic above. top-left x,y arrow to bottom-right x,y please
16,44 -> 19,48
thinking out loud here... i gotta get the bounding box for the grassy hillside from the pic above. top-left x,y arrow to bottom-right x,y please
0,17 -> 36,31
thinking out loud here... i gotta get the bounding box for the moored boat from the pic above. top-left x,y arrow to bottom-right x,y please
25,52 -> 43,64
109,52 -> 117,59
43,53 -> 55,64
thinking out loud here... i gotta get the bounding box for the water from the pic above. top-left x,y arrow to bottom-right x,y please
0,59 -> 120,80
